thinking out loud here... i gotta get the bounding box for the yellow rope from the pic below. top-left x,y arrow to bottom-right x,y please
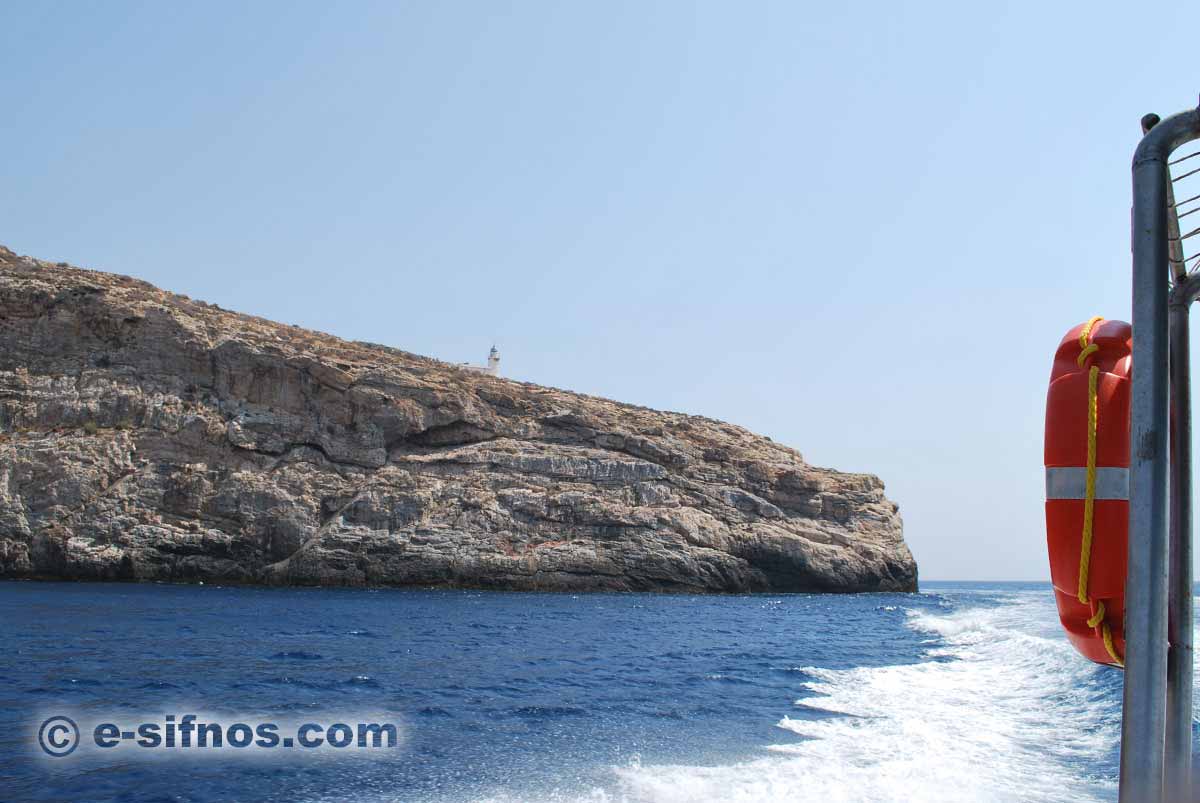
1076,316 -> 1104,361
1075,316 -> 1124,667
1102,621 -> 1121,666
1075,362 -> 1099,603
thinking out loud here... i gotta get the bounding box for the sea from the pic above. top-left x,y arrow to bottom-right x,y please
0,581 -> 1150,802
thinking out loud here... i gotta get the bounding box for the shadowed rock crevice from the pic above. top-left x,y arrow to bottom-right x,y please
0,245 -> 917,592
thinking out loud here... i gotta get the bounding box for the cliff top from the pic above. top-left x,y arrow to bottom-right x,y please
0,243 -> 878,488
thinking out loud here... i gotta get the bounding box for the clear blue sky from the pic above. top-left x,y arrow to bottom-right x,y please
3,1 -> 1198,580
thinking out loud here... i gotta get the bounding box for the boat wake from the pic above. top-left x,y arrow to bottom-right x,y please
508,591 -> 1124,803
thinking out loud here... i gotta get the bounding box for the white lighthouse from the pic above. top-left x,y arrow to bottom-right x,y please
460,345 -> 501,377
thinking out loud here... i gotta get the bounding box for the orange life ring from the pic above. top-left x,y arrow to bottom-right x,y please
1044,317 -> 1131,666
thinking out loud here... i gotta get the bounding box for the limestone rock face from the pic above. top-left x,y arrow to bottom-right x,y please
0,245 -> 916,592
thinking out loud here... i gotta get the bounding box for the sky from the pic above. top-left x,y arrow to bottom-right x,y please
2,1 -> 1199,580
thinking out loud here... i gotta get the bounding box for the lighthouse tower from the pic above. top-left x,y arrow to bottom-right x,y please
487,345 -> 500,376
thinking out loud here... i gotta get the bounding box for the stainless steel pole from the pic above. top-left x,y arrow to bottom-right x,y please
1166,284 -> 1193,802
1165,129 -> 1198,802
1123,116 -> 1175,803
1122,107 -> 1200,803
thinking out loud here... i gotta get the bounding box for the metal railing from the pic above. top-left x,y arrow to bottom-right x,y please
1123,102 -> 1200,803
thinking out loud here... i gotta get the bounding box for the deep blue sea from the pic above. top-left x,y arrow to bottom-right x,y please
0,582 -> 1133,802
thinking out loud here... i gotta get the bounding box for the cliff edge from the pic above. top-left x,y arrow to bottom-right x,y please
0,246 -> 916,592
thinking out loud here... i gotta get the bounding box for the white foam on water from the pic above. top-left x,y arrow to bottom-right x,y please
586,591 -> 1121,803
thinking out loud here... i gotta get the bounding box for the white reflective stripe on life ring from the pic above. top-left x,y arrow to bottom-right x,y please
1045,466 -> 1129,500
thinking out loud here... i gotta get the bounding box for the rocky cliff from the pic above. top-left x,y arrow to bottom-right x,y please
0,246 -> 916,592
